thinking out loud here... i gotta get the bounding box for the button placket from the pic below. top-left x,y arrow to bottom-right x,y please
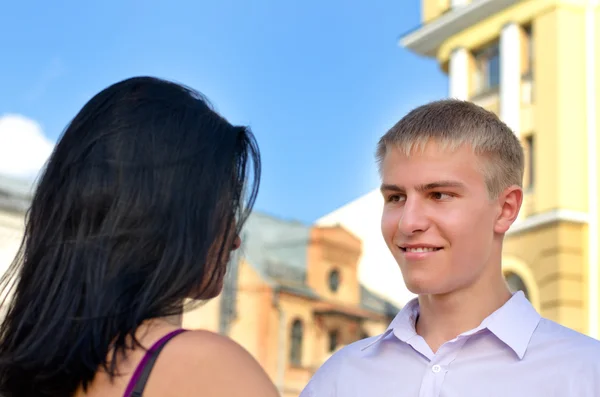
419,337 -> 469,397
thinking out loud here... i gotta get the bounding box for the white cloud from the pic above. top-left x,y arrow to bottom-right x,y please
0,114 -> 54,180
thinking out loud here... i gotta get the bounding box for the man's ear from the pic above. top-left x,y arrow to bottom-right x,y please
494,185 -> 523,234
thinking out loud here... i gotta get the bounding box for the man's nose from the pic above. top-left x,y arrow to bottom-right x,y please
397,198 -> 429,236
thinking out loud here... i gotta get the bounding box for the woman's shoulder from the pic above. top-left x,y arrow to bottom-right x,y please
150,329 -> 280,397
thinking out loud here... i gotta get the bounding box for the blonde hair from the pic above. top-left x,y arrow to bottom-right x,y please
376,99 -> 524,198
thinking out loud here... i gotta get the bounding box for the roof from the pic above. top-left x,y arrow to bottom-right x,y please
240,211 -> 400,317
398,0 -> 520,59
240,211 -> 310,283
0,174 -> 34,214
359,285 -> 400,317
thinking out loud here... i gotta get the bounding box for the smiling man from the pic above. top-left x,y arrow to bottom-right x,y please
299,100 -> 600,396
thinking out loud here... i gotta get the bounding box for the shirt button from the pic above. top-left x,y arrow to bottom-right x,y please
432,365 -> 441,373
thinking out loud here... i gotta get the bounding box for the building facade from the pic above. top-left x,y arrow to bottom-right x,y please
398,0 -> 600,336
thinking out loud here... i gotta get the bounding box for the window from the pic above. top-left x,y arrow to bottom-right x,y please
505,271 -> 529,299
523,135 -> 535,190
328,330 -> 338,352
328,269 -> 340,292
290,319 -> 303,366
473,42 -> 500,95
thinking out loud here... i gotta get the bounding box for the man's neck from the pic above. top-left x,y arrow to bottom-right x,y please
415,280 -> 512,353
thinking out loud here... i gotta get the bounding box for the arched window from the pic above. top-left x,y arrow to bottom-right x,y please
505,271 -> 530,299
290,319 -> 303,366
502,257 -> 540,310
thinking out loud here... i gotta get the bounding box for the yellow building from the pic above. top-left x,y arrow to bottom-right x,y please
400,0 -> 600,336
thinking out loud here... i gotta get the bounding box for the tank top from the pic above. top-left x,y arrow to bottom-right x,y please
123,329 -> 187,397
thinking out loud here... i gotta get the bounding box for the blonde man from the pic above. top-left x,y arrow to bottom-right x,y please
300,100 -> 600,396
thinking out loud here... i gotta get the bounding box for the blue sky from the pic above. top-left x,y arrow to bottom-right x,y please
0,0 -> 447,224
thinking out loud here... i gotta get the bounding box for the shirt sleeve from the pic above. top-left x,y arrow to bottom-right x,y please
298,381 -> 314,397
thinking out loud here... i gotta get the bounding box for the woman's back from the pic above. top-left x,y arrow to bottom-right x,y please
0,76 -> 276,397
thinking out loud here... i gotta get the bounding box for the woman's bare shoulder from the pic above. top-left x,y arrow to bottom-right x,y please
153,329 -> 280,397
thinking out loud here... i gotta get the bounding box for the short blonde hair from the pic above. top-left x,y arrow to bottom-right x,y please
376,99 -> 524,198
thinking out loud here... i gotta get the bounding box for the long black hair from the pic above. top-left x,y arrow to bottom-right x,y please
0,76 -> 261,397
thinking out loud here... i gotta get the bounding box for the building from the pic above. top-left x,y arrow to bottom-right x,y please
184,211 -> 398,397
395,0 -> 600,336
0,176 -> 398,397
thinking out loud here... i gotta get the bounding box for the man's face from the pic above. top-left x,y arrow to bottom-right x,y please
380,141 -> 515,296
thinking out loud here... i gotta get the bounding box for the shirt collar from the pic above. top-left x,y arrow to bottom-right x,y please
363,291 -> 541,359
480,291 -> 541,359
361,298 -> 419,350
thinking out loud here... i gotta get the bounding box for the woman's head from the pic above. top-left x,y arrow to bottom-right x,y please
0,76 -> 260,396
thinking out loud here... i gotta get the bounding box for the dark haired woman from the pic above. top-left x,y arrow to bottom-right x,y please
0,76 -> 279,397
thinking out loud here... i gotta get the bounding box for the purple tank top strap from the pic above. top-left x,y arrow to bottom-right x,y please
123,328 -> 187,397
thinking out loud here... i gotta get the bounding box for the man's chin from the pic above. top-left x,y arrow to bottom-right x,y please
402,278 -> 448,296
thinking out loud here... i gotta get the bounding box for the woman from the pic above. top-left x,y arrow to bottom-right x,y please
0,76 -> 279,397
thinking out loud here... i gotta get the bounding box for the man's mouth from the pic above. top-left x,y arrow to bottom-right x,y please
400,246 -> 442,253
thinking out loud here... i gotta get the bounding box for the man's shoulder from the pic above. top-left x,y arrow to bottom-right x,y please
320,334 -> 384,368
299,333 -> 388,396
531,319 -> 600,393
534,317 -> 600,360
336,334 -> 384,355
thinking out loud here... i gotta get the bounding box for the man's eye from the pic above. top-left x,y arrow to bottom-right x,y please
432,192 -> 452,200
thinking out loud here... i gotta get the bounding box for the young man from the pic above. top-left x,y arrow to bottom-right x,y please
300,100 -> 600,396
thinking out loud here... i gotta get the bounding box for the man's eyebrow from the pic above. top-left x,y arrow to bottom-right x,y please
416,181 -> 466,192
379,181 -> 466,193
379,184 -> 403,193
